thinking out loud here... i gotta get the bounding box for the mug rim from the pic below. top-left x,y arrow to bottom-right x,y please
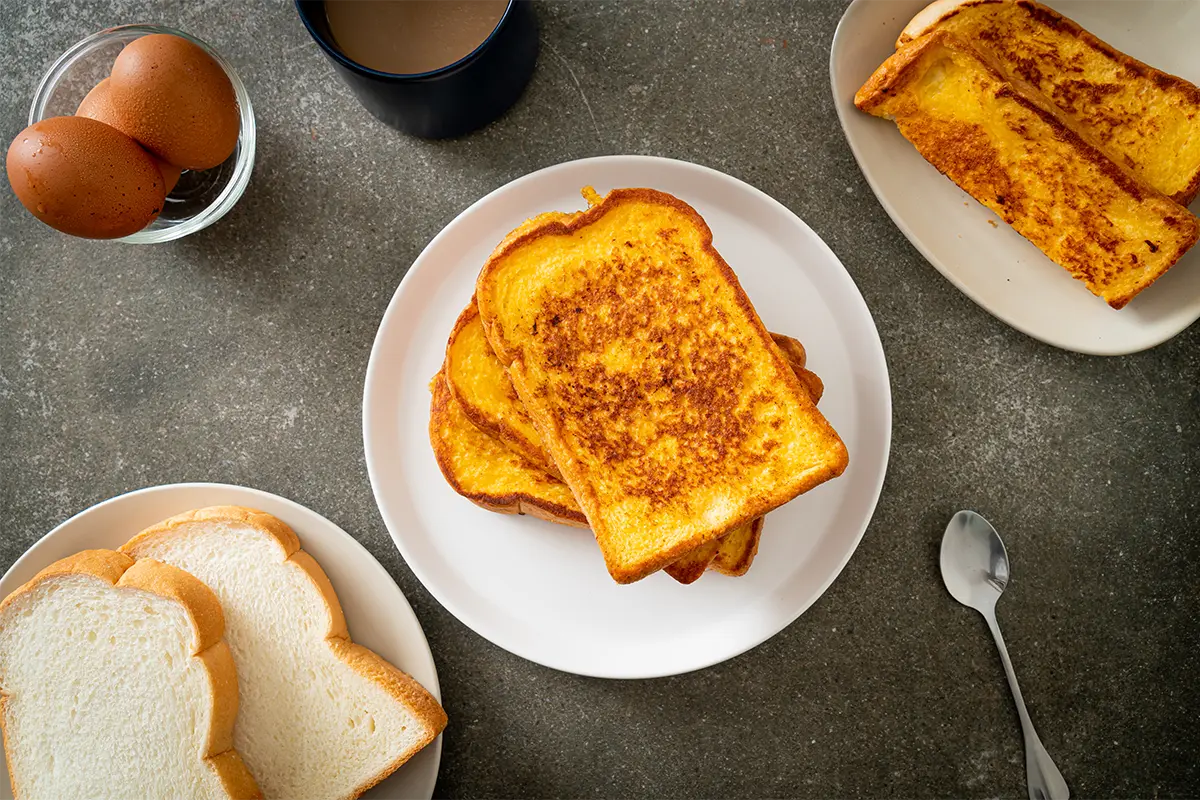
294,0 -> 517,80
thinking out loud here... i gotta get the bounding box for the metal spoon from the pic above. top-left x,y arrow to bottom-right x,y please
940,510 -> 1069,800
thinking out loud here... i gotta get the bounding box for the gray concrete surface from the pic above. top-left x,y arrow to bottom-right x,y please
2,1 -> 1198,797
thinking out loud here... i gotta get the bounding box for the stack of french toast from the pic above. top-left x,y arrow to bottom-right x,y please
855,0 -> 1200,309
430,187 -> 848,584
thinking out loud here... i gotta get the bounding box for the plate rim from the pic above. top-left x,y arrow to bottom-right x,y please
0,481 -> 443,800
830,0 -> 1200,356
363,154 -> 893,679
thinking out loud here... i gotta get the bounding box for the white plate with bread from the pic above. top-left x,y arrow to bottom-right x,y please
0,483 -> 445,800
363,155 -> 892,679
832,0 -> 1200,355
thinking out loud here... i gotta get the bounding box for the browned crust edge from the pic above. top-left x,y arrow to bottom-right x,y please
896,0 -> 1200,204
121,507 -> 448,800
444,302 -> 561,478
711,517 -> 765,577
663,539 -> 719,584
897,0 -> 1002,45
856,31 -> 1200,309
475,187 -> 849,584
0,549 -> 262,800
770,332 -> 806,370
429,372 -> 588,527
855,32 -> 933,113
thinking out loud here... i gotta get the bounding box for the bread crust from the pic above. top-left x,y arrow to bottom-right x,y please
0,549 -> 261,800
476,188 -> 848,583
121,507 -> 448,800
662,539 -> 720,584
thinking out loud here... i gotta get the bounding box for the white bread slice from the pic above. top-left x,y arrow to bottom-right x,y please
121,507 -> 447,800
0,549 -> 261,800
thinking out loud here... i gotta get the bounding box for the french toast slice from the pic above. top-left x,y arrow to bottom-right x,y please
429,367 -> 765,583
899,0 -> 1200,205
445,300 -> 824,476
856,31 -> 1200,309
475,188 -> 848,584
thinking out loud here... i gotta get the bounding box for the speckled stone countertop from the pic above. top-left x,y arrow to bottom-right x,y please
1,1 -> 1197,797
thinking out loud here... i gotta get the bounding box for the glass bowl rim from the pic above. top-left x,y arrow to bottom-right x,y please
28,23 -> 256,244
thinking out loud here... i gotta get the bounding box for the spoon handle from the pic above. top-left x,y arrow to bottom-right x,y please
983,609 -> 1070,800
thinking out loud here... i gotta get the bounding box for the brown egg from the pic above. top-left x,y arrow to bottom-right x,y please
108,34 -> 239,170
77,78 -> 183,194
6,116 -> 166,239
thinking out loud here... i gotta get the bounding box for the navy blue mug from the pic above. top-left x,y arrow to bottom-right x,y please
295,0 -> 538,138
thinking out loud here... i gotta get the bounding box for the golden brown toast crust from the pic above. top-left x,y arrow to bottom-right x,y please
711,516 -> 764,576
663,539 -> 720,584
663,516 -> 766,582
476,188 -> 848,583
899,0 -> 1200,204
429,372 -> 588,527
856,31 -> 1199,309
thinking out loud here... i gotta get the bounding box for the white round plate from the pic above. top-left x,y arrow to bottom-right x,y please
832,0 -> 1200,355
0,483 -> 442,800
364,155 -> 892,679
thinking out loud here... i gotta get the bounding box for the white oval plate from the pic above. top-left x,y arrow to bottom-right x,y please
363,155 -> 892,679
832,0 -> 1200,355
0,483 -> 442,800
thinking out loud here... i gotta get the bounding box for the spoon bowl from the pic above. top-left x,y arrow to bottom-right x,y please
941,509 -> 1011,611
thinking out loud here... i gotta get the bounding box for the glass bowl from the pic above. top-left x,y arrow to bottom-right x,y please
29,24 -> 255,244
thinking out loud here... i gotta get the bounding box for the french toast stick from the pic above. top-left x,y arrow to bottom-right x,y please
856,31 -> 1199,309
900,0 -> 1200,204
